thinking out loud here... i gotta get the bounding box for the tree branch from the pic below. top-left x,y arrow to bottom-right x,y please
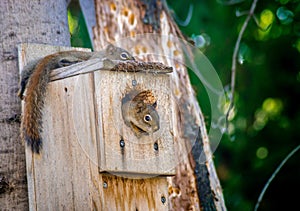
254,145 -> 300,211
226,0 -> 259,127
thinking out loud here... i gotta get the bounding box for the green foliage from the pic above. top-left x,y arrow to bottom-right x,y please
168,0 -> 300,210
68,1 -> 92,49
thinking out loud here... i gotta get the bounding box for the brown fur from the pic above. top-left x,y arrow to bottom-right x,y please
20,44 -> 134,153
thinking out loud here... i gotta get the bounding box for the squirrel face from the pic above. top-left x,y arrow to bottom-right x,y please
121,90 -> 160,137
105,44 -> 135,61
130,103 -> 160,136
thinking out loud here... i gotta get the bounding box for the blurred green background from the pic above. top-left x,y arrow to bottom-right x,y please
68,0 -> 300,210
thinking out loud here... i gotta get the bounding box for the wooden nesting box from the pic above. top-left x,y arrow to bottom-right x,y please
19,44 -> 176,210
95,71 -> 175,175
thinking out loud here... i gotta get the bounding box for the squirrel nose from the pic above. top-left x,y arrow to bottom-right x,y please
153,124 -> 160,132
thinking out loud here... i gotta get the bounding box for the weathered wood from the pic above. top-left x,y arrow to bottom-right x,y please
50,60 -> 173,81
94,71 -> 175,175
19,44 -> 91,211
20,44 -> 173,210
20,43 -> 176,176
99,174 -> 169,211
25,74 -> 97,210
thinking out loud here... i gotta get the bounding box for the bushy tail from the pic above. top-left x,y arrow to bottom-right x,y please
21,58 -> 51,154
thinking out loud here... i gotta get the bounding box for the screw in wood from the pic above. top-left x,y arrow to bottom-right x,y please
103,182 -> 108,189
120,139 -> 125,148
161,195 -> 166,204
154,142 -> 159,151
132,79 -> 137,86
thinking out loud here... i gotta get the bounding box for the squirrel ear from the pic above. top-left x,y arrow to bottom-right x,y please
152,101 -> 157,108
106,44 -> 116,55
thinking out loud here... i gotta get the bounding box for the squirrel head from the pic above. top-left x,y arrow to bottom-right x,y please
121,90 -> 160,137
105,44 -> 135,61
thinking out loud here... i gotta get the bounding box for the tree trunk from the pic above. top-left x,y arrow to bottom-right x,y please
91,0 -> 226,210
0,0 -> 226,210
0,0 -> 70,210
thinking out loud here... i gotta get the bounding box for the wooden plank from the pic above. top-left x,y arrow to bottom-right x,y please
18,44 -> 94,211
99,174 -> 169,211
24,74 -> 100,210
19,44 -> 101,210
50,59 -> 173,81
94,71 -> 176,175
19,44 -> 171,210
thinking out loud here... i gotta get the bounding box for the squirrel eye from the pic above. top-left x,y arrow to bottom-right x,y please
144,114 -> 152,122
120,52 -> 129,60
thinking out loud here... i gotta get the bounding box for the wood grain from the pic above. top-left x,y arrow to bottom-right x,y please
94,70 -> 175,175
19,44 -> 173,210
